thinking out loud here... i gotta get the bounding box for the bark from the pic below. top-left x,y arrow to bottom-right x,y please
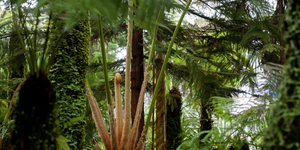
152,64 -> 155,150
11,72 -> 59,150
131,28 -> 144,143
199,102 -> 213,140
155,55 -> 165,150
91,139 -> 102,150
166,87 -> 182,150
279,0 -> 286,64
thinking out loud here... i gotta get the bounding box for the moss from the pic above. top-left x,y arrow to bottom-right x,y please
262,0 -> 300,149
49,18 -> 91,150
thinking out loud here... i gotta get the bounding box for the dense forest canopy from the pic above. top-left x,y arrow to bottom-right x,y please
0,0 -> 298,150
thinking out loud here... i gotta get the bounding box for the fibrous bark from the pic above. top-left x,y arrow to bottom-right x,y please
166,87 -> 182,150
155,55 -> 165,150
11,72 -> 59,150
131,28 -> 144,143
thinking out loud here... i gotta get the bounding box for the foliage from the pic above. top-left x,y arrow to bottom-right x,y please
262,0 -> 300,149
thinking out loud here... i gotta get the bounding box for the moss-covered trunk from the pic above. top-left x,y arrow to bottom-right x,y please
49,19 -> 90,149
262,0 -> 300,149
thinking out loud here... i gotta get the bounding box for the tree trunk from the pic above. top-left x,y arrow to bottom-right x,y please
199,100 -> 212,140
49,18 -> 90,150
131,28 -> 144,142
262,0 -> 300,149
279,0 -> 286,64
152,62 -> 155,150
11,72 -> 59,150
166,87 -> 182,150
155,55 -> 165,150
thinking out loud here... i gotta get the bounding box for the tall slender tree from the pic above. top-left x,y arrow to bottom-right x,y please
131,27 -> 144,143
155,54 -> 166,150
276,0 -> 287,64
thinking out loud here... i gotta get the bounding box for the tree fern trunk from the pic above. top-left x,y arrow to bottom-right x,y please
155,55 -> 165,150
166,87 -> 182,150
49,18 -> 90,149
262,0 -> 300,149
199,102 -> 212,140
199,91 -> 213,141
11,72 -> 59,150
131,28 -> 144,143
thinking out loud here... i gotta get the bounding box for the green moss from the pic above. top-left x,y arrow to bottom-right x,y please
49,18 -> 91,150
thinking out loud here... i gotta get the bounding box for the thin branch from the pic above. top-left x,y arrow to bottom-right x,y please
91,138 -> 102,150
